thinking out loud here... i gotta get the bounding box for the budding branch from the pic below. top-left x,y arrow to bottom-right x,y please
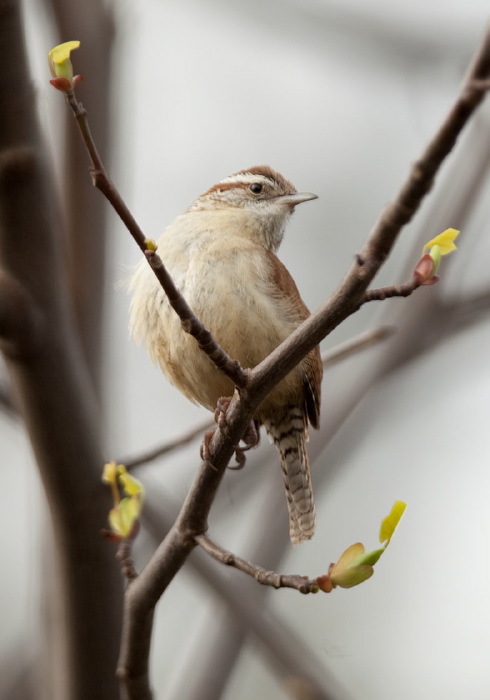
57,28 -> 490,700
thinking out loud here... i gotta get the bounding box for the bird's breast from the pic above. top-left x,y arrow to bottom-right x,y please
130,214 -> 304,411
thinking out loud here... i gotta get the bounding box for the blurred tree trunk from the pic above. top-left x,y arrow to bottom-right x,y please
0,1 -> 122,698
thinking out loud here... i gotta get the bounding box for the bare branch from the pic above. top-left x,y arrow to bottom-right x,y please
61,91 -> 248,389
246,35 -> 490,408
116,541 -> 138,582
363,277 -> 422,302
321,325 -> 395,367
48,0 -> 115,392
195,533 -> 319,593
123,417 -> 214,470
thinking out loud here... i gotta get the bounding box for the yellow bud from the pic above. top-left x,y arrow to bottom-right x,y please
48,41 -> 80,87
102,460 -> 118,485
423,228 -> 459,256
119,471 -> 144,497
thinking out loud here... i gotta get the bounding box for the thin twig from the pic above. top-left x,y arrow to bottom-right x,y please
363,277 -> 421,302
321,324 -> 395,367
49,0 -> 115,395
195,533 -> 319,593
116,541 -> 138,581
123,417 -> 214,470
142,491 -> 346,700
62,92 -> 248,390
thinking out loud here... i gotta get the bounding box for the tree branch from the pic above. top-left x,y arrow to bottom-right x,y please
246,38 -> 490,409
321,324 -> 395,367
48,0 -> 115,393
116,541 -> 138,582
142,491 -> 347,700
123,417 -> 214,470
56,27 -> 490,699
0,4 -> 123,698
177,101 -> 490,696
195,533 -> 319,593
115,30 -> 490,698
363,277 -> 422,302
61,91 -> 248,389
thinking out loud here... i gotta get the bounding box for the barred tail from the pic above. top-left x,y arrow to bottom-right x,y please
264,409 -> 316,545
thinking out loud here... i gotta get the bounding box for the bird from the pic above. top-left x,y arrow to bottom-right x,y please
129,165 -> 322,544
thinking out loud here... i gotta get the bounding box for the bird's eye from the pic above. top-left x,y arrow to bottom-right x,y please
250,183 -> 263,194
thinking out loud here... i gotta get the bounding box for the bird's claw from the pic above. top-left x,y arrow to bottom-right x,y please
212,398 -> 261,469
200,428 -> 217,464
229,419 -> 260,470
214,396 -> 232,435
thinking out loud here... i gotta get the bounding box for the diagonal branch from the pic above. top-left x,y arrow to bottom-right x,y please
61,90 -> 248,389
48,0 -> 115,394
321,324 -> 395,367
122,417 -> 214,470
115,29 -> 490,699
246,40 -> 490,408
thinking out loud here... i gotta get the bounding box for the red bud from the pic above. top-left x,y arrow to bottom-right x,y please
316,574 -> 334,593
413,254 -> 438,285
49,77 -> 73,92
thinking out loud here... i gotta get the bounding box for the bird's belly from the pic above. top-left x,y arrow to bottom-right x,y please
161,255 -> 302,411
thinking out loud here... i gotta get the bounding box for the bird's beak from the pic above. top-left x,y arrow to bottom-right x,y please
279,192 -> 318,207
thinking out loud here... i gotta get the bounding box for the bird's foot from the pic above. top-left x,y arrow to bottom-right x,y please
200,428 -> 217,466
214,396 -> 232,435
229,419 -> 261,470
213,397 -> 261,469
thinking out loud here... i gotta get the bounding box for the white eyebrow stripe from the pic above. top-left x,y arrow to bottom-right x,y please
219,173 -> 275,187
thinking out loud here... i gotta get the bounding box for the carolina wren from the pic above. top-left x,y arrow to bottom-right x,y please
129,166 -> 322,544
